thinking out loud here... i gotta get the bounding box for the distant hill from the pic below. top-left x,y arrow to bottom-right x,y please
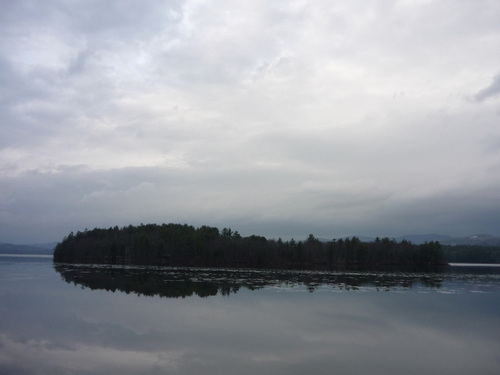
32,242 -> 58,250
440,234 -> 500,246
333,234 -> 450,244
318,236 -> 378,243
395,234 -> 452,244
0,243 -> 54,255
344,235 -> 376,243
344,234 -> 500,246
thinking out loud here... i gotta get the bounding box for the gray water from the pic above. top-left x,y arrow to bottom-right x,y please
1,255 -> 499,374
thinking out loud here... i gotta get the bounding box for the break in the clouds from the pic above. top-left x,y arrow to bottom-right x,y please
1,0 -> 500,243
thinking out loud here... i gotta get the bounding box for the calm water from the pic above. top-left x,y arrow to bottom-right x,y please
1,256 -> 499,375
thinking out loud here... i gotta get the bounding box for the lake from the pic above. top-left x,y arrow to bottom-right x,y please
1,255 -> 499,375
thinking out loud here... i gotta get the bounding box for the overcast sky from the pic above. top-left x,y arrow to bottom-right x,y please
1,0 -> 500,244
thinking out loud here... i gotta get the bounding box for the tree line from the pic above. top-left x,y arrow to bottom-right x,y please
53,223 -> 446,270
441,244 -> 500,263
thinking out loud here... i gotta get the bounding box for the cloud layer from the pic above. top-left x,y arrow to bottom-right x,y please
1,0 -> 500,243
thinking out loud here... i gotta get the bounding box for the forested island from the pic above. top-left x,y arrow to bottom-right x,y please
442,245 -> 500,263
53,223 -> 446,270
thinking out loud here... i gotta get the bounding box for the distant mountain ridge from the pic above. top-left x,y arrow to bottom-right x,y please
440,234 -> 500,246
386,234 -> 500,246
0,242 -> 55,255
395,234 -> 452,244
341,234 -> 500,246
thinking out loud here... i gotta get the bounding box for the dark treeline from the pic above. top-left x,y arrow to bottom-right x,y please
442,245 -> 500,263
53,223 -> 446,270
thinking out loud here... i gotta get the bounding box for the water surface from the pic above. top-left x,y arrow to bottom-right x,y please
1,257 -> 499,374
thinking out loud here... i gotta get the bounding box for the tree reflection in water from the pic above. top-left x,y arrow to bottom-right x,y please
54,264 -> 445,298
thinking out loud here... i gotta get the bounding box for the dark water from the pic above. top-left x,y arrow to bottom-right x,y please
1,256 -> 499,375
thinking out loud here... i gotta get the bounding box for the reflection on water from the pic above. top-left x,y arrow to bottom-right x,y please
55,263 -> 500,297
1,259 -> 500,375
54,264 -> 453,297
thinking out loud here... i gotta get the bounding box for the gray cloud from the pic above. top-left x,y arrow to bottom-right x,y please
1,0 -> 500,243
474,73 -> 500,102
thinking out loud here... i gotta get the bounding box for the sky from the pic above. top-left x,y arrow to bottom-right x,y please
1,0 -> 500,244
